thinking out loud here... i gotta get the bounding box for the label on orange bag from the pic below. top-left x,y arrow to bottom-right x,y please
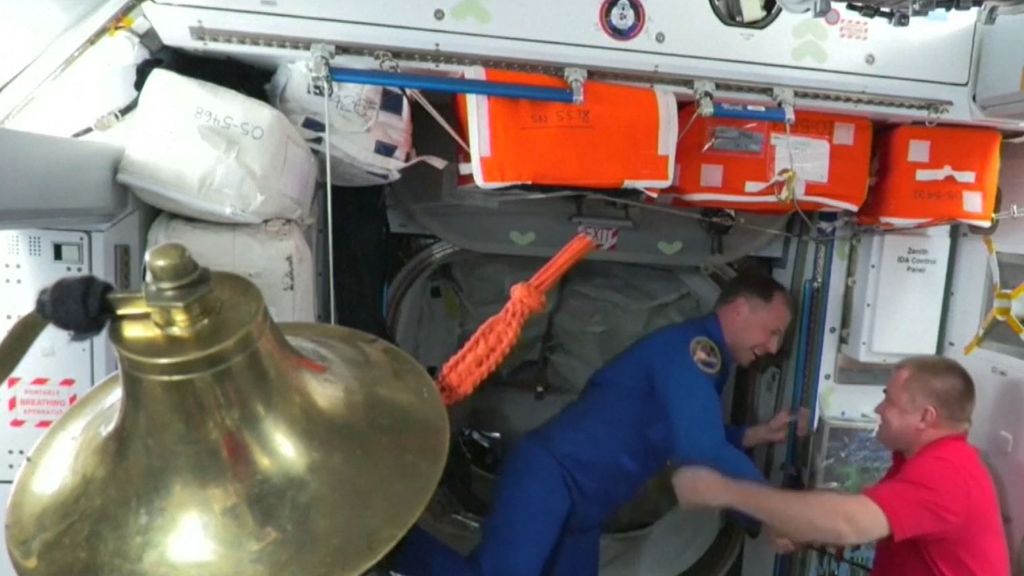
771,134 -> 830,183
520,107 -> 594,129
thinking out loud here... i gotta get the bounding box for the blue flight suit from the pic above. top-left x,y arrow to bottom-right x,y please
391,314 -> 766,576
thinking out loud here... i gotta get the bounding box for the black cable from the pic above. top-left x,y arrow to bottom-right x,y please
70,96 -> 139,139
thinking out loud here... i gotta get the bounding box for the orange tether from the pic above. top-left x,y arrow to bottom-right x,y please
436,233 -> 597,405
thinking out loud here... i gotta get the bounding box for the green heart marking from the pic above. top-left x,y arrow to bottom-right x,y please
792,18 -> 828,41
509,230 -> 537,246
792,39 -> 828,63
451,0 -> 492,24
657,240 -> 683,255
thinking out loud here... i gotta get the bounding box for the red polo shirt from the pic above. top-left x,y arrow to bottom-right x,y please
863,434 -> 1010,576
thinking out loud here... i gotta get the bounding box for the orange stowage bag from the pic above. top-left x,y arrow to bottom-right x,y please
858,125 -> 1002,228
455,67 -> 677,189
665,105 -> 872,213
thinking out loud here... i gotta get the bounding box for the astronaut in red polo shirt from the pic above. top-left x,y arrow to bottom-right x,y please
672,355 -> 1010,576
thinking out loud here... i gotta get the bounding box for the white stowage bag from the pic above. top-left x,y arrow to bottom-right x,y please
147,213 -> 316,322
118,69 -> 318,224
267,61 -> 414,186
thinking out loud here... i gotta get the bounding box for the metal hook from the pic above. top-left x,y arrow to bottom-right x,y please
694,80 -> 716,118
308,43 -> 336,97
374,50 -> 401,73
563,67 -> 588,105
773,87 -> 796,125
925,105 -> 946,128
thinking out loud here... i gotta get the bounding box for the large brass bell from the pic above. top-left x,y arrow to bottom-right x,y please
0,243 -> 449,575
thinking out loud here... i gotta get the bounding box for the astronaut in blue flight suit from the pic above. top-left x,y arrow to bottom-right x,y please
390,271 -> 798,576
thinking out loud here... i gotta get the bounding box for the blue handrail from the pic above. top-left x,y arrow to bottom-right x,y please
806,235 -> 834,435
785,278 -> 815,468
773,275 -> 815,576
712,102 -> 788,123
328,67 -> 576,103
773,234 -> 836,576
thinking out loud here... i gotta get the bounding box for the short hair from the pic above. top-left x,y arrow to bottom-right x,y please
894,356 -> 976,425
714,271 -> 792,312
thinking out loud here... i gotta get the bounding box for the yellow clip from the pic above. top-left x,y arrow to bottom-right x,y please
108,16 -> 135,36
964,237 -> 1024,355
770,169 -> 796,204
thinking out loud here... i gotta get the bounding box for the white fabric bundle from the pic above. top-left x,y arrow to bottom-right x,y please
118,69 -> 317,224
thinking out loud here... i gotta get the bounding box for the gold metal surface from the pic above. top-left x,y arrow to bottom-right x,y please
4,244 -> 449,576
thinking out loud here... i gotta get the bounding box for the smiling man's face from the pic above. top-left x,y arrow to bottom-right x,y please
727,292 -> 791,367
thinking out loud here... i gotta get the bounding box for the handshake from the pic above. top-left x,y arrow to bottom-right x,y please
677,408 -> 814,553
675,465 -> 803,553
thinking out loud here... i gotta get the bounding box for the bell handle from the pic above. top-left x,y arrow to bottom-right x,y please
0,276 -> 117,383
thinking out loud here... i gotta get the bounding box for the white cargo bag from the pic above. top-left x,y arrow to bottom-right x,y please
268,62 -> 414,186
147,213 -> 316,322
118,69 -> 317,224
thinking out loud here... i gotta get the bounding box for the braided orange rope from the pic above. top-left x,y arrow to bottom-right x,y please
437,233 -> 597,405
